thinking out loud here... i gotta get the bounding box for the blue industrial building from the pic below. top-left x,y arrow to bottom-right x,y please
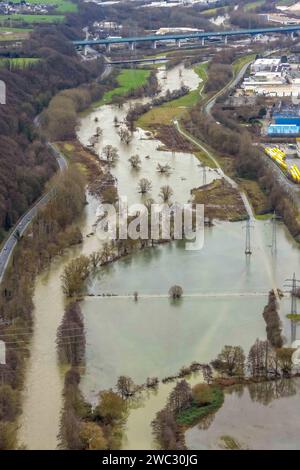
273,113 -> 300,127
268,124 -> 300,135
269,104 -> 300,135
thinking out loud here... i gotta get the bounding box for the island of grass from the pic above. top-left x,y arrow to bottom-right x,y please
287,313 -> 300,321
176,385 -> 224,427
93,68 -> 151,107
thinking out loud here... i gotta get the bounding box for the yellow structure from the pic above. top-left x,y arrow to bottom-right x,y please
289,164 -> 300,183
264,147 -> 288,170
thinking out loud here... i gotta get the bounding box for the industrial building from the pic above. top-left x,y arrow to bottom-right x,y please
242,57 -> 300,97
268,124 -> 300,135
250,58 -> 282,73
268,103 -> 300,135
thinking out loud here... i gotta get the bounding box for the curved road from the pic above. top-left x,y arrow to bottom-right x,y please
0,143 -> 67,283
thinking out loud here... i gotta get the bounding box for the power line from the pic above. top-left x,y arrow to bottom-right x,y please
284,273 -> 300,343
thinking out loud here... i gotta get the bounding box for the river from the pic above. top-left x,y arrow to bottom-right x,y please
18,63 -> 300,450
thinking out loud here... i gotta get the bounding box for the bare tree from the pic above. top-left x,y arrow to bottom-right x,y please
118,126 -> 132,144
95,126 -> 103,137
169,285 -> 183,299
90,251 -> 102,269
168,380 -> 192,413
212,345 -> 245,377
157,163 -> 171,174
247,339 -> 273,378
128,154 -> 141,169
116,376 -> 137,398
102,145 -> 119,164
138,178 -> 152,194
159,185 -> 173,203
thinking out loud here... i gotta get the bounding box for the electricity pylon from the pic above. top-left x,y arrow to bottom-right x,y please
284,273 -> 300,343
202,166 -> 207,186
271,211 -> 277,253
243,218 -> 253,255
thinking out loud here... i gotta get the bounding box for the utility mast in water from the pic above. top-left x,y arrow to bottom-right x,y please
244,218 -> 253,255
271,211 -> 277,253
202,166 -> 207,186
284,273 -> 300,343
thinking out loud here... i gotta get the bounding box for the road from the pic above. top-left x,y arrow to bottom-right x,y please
0,143 -> 67,283
205,59 -> 254,117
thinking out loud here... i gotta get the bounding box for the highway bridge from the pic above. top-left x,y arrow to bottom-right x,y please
73,25 -> 300,50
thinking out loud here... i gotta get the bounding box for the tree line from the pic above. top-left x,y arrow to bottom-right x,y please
0,22 -> 105,240
0,167 -> 86,449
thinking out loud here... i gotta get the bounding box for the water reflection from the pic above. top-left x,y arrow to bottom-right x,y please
186,378 -> 300,450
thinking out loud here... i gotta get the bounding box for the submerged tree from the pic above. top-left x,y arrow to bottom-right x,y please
102,145 -> 119,164
157,163 -> 171,174
116,376 -> 137,399
211,345 -> 245,377
61,255 -> 90,297
168,380 -> 192,413
128,154 -> 141,169
169,285 -> 183,299
138,178 -> 152,194
118,126 -> 132,144
159,185 -> 173,203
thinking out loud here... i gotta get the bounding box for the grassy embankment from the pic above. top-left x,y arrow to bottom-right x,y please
176,386 -> 224,427
89,68 -> 151,109
137,62 -> 208,129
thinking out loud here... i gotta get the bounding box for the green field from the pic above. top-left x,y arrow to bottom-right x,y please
244,0 -> 265,11
0,14 -> 65,25
0,26 -> 32,41
137,62 -> 208,128
9,0 -> 77,14
96,69 -> 151,106
232,53 -> 256,76
0,26 -> 32,32
0,57 -> 40,69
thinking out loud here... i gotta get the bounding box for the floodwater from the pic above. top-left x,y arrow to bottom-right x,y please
186,378 -> 300,450
18,63 -> 300,450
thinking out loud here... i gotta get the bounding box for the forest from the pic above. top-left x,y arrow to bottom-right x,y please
0,18 -> 104,242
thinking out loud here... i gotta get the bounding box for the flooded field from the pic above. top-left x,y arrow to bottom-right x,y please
18,63 -> 300,450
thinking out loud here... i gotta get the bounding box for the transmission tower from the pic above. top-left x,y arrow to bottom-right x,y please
202,166 -> 207,186
284,273 -> 300,343
243,218 -> 253,255
271,211 -> 277,253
